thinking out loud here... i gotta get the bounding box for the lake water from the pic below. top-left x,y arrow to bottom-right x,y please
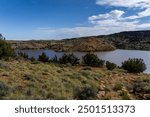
17,49 -> 150,74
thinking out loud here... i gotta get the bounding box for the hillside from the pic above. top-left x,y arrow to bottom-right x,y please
8,30 -> 150,51
8,37 -> 115,52
103,30 -> 150,50
49,37 -> 115,52
0,59 -> 150,100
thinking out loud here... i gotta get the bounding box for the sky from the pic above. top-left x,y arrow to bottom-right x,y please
0,0 -> 150,40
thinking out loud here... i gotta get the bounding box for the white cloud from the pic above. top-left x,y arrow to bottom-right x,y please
89,10 -> 125,21
138,7 -> 150,17
34,0 -> 150,39
36,19 -> 150,39
96,0 -> 150,8
124,7 -> 150,20
96,0 -> 150,20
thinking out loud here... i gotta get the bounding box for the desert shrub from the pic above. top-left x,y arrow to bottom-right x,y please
0,40 -> 14,59
17,52 -> 29,59
133,78 -> 150,93
25,89 -> 32,96
38,52 -> 49,62
106,61 -> 116,70
82,53 -> 105,67
0,81 -> 9,98
23,74 -> 35,81
50,55 -> 58,63
122,58 -> 146,73
74,87 -> 97,100
103,96 -> 112,100
114,83 -> 123,91
30,57 -> 36,62
30,58 -> 40,64
59,53 -> 79,66
120,91 -> 130,100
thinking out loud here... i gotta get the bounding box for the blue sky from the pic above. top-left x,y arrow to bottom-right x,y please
0,0 -> 150,40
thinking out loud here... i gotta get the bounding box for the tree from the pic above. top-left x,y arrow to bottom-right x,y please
0,34 -> 5,40
122,58 -> 146,73
38,52 -> 49,62
82,53 -> 105,67
106,61 -> 116,70
0,34 -> 3,40
0,40 -> 14,59
59,53 -> 79,65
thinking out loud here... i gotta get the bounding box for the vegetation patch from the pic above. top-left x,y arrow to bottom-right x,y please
106,61 -> 116,70
82,53 -> 105,67
38,52 -> 49,62
133,78 -> 150,94
120,91 -> 130,100
0,40 -> 14,59
122,58 -> 146,73
0,81 -> 9,98
23,74 -> 35,81
114,83 -> 123,91
17,52 -> 29,59
58,53 -> 79,66
74,86 -> 98,100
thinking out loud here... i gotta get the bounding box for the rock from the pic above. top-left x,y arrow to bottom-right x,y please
122,87 -> 128,92
97,91 -> 106,98
105,87 -> 111,92
99,84 -> 106,91
100,81 -> 105,84
144,94 -> 150,100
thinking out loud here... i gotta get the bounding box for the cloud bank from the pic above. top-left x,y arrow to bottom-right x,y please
36,0 -> 150,39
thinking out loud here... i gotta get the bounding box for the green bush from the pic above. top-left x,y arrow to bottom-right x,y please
59,53 -> 79,66
133,78 -> 150,93
114,83 -> 123,91
38,52 -> 49,62
0,34 -> 5,40
17,52 -> 29,59
23,74 -> 35,81
74,87 -> 97,100
0,40 -> 14,59
106,61 -> 116,70
30,57 -> 36,62
120,91 -> 130,100
0,81 -> 9,98
82,53 -> 104,67
30,57 -> 39,64
50,55 -> 58,63
122,58 -> 146,73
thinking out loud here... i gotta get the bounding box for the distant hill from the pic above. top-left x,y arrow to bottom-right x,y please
8,30 -> 150,51
49,37 -> 116,52
8,37 -> 116,52
102,30 -> 150,50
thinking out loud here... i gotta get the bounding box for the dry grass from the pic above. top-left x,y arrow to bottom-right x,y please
0,60 -> 102,99
0,59 -> 150,100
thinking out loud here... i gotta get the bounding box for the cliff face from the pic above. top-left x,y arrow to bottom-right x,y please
8,30 -> 150,51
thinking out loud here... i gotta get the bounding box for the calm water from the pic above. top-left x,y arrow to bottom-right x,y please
17,49 -> 150,74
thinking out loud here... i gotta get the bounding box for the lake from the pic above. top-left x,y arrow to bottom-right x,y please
17,49 -> 150,74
